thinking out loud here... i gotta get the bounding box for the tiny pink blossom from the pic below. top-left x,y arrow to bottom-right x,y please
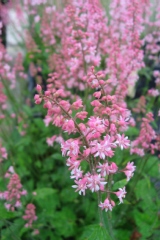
115,134 -> 130,150
115,187 -> 127,204
61,139 -> 79,157
72,176 -> 88,195
46,135 -> 56,146
72,99 -> 83,110
36,84 -> 42,92
99,198 -> 115,212
109,162 -> 118,174
97,163 -> 110,176
87,174 -> 107,192
123,162 -> 136,181
62,119 -> 76,134
70,167 -> 83,180
32,229 -> 39,235
76,111 -> 88,120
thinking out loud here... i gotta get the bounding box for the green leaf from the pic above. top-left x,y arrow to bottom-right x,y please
111,148 -> 123,165
125,127 -> 139,137
79,224 -> 113,240
145,156 -> 159,177
52,153 -> 64,162
34,188 -> 59,214
132,210 -> 157,239
53,207 -> 76,238
114,229 -> 131,240
113,179 -> 127,191
60,187 -> 78,203
1,219 -> 23,240
0,204 -> 19,220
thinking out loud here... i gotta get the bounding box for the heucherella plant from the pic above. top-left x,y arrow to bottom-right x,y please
1,0 -> 160,238
35,66 -> 136,214
0,171 -> 27,211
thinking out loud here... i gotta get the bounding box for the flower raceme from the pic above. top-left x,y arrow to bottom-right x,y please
0,144 -> 7,162
0,170 -> 27,211
35,67 -> 136,211
23,203 -> 38,228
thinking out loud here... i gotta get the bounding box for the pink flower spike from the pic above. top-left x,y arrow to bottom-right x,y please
23,203 -> 37,228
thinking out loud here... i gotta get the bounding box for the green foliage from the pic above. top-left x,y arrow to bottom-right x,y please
113,179 -> 127,191
79,224 -> 112,240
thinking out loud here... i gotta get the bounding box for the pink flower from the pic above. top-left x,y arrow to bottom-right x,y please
72,176 -> 88,195
87,174 -> 107,192
91,135 -> 115,159
93,91 -> 101,99
3,173 -> 27,211
44,116 -> 52,127
34,15 -> 40,23
88,117 -> 105,133
115,134 -> 130,150
72,99 -> 83,110
32,229 -> 39,235
99,198 -> 115,212
123,162 -> 136,181
70,167 -> 83,180
61,139 -> 79,157
62,119 -> 76,134
148,89 -> 159,97
66,157 -> 81,170
115,187 -> 127,204
36,84 -> 42,92
46,135 -> 57,146
34,94 -> 42,104
109,162 -> 118,174
0,145 -> 7,161
76,111 -> 88,120
125,162 -> 136,172
97,163 -> 110,176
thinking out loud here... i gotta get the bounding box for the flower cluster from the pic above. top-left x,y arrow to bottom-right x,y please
143,1 -> 160,62
0,168 -> 27,211
35,65 -> 136,210
131,112 -> 158,156
23,203 -> 38,228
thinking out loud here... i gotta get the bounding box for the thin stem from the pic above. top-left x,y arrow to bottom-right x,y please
97,191 -> 104,226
